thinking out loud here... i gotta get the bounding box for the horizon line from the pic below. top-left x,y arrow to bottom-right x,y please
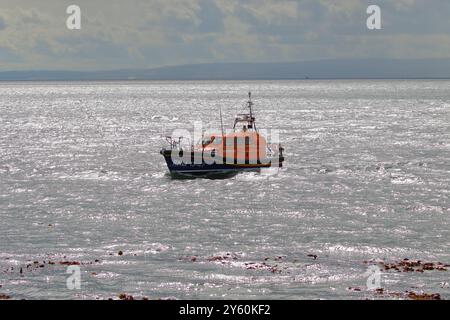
2,77 -> 450,82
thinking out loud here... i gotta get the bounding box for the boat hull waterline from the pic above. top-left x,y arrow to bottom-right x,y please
160,149 -> 279,178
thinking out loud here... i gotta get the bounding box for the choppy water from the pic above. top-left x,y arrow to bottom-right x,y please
1,80 -> 449,300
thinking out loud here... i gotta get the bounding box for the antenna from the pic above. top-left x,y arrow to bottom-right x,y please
219,106 -> 225,137
248,91 -> 253,119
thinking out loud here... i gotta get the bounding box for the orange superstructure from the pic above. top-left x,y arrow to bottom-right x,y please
200,131 -> 268,165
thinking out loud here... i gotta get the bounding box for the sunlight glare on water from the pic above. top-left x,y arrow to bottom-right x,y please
0,80 -> 449,299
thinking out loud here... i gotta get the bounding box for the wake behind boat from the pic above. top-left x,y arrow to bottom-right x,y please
160,93 -> 285,178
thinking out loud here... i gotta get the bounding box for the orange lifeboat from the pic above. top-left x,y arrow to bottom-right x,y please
160,92 -> 284,178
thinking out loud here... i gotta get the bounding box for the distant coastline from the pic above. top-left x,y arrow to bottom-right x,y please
2,59 -> 450,81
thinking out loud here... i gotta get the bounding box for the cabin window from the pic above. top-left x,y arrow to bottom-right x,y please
202,136 -> 215,146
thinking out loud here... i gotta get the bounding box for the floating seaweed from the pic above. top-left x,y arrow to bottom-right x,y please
244,262 -> 282,273
377,289 -> 441,300
347,287 -> 362,292
59,261 -> 81,266
207,252 -> 239,262
117,294 -> 149,301
406,292 -> 441,300
364,259 -> 449,273
118,293 -> 134,300
178,255 -> 198,262
2,259 -> 102,276
179,253 -> 293,274
349,287 -> 442,300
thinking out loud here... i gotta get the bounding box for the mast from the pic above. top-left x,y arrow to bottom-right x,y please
233,92 -> 257,132
248,91 -> 256,131
248,91 -> 253,120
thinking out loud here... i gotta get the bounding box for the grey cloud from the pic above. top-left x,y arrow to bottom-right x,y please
0,46 -> 22,63
1,0 -> 450,70
0,16 -> 6,30
197,0 -> 224,33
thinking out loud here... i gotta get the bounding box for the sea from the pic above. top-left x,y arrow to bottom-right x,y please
1,80 -> 449,300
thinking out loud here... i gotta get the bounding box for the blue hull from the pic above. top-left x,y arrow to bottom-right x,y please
160,149 -> 269,178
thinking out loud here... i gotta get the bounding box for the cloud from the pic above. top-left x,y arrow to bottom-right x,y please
197,0 -> 224,33
0,46 -> 22,63
0,0 -> 450,70
0,16 -> 6,30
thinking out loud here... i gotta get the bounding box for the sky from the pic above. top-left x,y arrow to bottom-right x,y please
1,0 -> 450,71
